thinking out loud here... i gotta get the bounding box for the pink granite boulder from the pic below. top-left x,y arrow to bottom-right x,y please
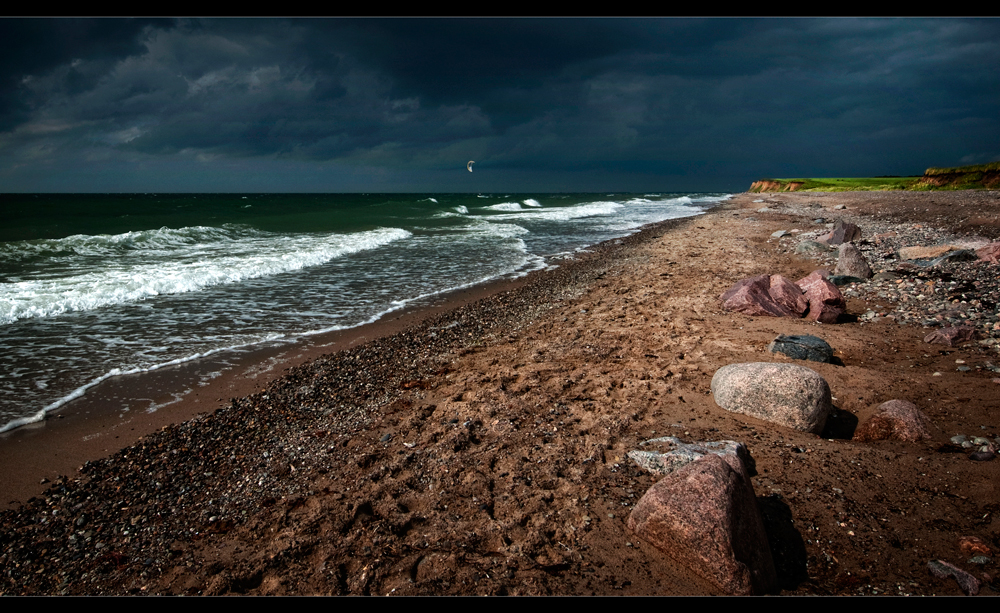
720,274 -> 808,318
711,362 -> 832,434
924,326 -> 978,347
627,454 -> 777,595
853,400 -> 932,442
796,271 -> 847,323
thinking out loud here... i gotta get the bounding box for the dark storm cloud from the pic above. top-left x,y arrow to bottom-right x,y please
0,18 -> 997,192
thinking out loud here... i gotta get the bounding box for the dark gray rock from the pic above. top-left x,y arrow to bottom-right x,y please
817,219 -> 861,246
835,242 -> 873,279
768,334 -> 834,363
828,275 -> 867,286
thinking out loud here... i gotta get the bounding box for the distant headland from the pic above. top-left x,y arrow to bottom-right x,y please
749,161 -> 1000,192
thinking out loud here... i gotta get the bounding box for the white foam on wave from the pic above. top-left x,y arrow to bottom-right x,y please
478,200 -> 623,222
523,198 -> 542,207
0,226 -> 412,325
484,202 -> 523,212
0,333 -> 285,433
455,205 -> 468,214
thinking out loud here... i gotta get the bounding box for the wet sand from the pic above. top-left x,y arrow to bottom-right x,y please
3,190 -> 1000,595
0,275 -> 531,510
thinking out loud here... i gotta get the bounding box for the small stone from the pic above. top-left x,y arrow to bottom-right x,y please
927,559 -> 979,595
629,437 -> 757,478
795,240 -> 831,254
899,245 -> 959,261
959,536 -> 991,556
924,326 -> 977,347
969,450 -> 995,461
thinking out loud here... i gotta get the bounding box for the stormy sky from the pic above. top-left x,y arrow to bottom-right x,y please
1,18 -> 997,193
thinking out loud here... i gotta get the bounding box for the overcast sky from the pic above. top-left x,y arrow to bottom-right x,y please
1,18 -> 997,193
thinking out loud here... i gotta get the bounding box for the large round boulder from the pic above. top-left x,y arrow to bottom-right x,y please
711,363 -> 832,434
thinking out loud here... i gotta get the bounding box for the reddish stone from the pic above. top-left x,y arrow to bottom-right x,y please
928,559 -> 979,595
627,454 -> 777,595
959,536 -> 991,556
853,400 -> 932,442
976,242 -> 1000,263
924,326 -> 978,346
720,275 -> 807,318
796,271 -> 846,323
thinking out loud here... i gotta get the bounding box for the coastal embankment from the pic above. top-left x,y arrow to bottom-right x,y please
2,190 -> 1000,595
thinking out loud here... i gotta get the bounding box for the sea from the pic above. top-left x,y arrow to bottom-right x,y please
0,192 -> 730,433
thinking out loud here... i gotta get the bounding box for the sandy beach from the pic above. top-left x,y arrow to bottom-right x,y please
2,189 -> 1000,595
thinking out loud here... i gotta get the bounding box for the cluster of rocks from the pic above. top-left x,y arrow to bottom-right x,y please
770,212 -> 1000,353
720,271 -> 846,323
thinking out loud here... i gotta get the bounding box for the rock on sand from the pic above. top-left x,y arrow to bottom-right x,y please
627,454 -> 776,595
853,399 -> 932,442
711,363 -> 832,434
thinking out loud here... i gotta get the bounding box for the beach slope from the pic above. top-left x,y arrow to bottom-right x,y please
2,190 -> 1000,595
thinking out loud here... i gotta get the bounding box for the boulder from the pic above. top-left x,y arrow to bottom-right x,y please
720,274 -> 807,318
976,242 -> 1000,263
924,326 -> 978,347
711,363 -> 832,434
628,436 -> 756,478
768,334 -> 834,363
627,454 -> 776,595
817,219 -> 861,246
853,400 -> 932,442
834,242 -> 873,279
796,271 -> 846,323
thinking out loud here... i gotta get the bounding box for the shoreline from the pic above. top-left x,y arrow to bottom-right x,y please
0,267 -> 539,510
3,191 -> 1000,595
